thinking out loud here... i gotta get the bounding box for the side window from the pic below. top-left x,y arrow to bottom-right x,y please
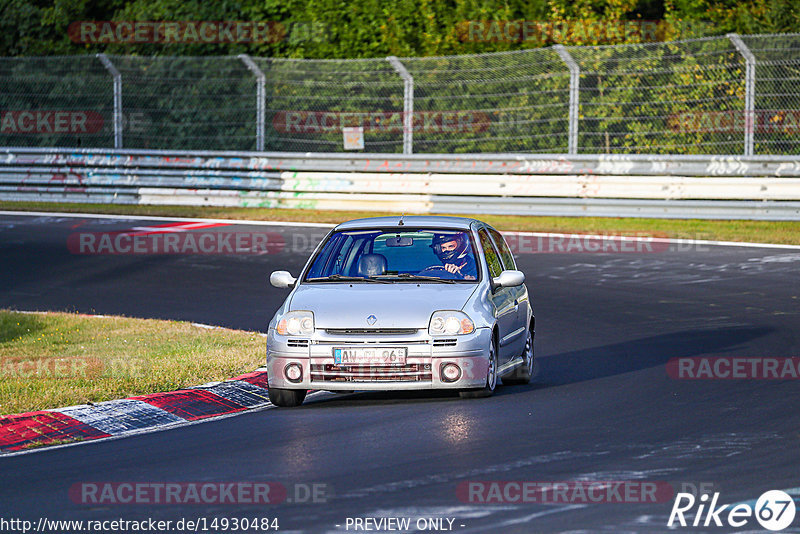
306,233 -> 347,278
478,229 -> 503,278
488,228 -> 516,270
333,235 -> 355,275
343,237 -> 371,276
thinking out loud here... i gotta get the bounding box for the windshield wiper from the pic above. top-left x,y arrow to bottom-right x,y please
373,273 -> 456,284
305,274 -> 391,283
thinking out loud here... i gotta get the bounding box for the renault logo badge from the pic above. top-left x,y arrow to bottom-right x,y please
366,315 -> 377,325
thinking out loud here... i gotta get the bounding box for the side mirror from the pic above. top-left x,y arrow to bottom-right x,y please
270,270 -> 297,289
492,270 -> 525,290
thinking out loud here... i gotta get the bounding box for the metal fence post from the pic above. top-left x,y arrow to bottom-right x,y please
554,45 -> 580,155
96,53 -> 122,149
239,54 -> 266,152
387,56 -> 414,155
728,33 -> 756,156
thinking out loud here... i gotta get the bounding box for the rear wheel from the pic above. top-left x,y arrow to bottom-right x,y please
460,337 -> 498,398
268,388 -> 307,407
503,328 -> 534,385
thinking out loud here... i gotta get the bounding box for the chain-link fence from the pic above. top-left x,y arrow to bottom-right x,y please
1,33 -> 799,154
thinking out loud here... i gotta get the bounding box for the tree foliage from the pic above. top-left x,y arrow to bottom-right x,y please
1,0 -> 797,58
1,0 -> 797,155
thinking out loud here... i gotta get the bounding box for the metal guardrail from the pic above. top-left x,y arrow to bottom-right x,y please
2,148 -> 800,220
5,147 -> 800,176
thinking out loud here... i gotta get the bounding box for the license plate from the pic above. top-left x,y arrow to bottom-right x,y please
333,347 -> 407,366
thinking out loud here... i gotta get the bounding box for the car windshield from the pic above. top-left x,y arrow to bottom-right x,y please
304,228 -> 480,283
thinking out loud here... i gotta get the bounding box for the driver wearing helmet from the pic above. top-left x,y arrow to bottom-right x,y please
430,232 -> 477,280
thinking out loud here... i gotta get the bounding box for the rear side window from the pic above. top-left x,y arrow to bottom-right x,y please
488,227 -> 516,270
478,229 -> 503,278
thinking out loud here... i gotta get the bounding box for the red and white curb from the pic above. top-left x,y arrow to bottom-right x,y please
0,314 -> 310,455
122,221 -> 232,236
0,369 -> 278,454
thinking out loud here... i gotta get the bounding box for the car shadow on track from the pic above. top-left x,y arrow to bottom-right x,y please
304,389 -> 462,408
531,325 -> 772,388
302,326 -> 772,407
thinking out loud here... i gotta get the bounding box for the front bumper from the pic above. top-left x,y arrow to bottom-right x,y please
266,327 -> 491,390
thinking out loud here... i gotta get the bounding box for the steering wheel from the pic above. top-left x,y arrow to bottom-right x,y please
420,265 -> 447,272
419,265 -> 462,279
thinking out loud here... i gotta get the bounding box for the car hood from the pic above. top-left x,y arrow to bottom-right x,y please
289,283 -> 479,329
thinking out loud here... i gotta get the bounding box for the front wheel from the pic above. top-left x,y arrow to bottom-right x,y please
268,387 -> 307,407
503,328 -> 535,385
459,338 -> 498,398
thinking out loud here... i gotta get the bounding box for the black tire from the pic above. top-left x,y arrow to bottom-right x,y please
268,387 -> 307,407
459,336 -> 498,398
503,327 -> 535,385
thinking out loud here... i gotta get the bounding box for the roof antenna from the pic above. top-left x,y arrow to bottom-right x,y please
398,213 -> 405,226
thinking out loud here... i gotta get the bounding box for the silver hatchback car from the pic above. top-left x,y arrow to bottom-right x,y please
266,216 -> 534,407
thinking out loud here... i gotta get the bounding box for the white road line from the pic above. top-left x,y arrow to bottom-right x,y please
500,231 -> 800,250
2,209 -> 799,249
0,210 -> 336,228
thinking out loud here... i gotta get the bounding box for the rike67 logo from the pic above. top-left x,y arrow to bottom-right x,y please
668,490 -> 796,531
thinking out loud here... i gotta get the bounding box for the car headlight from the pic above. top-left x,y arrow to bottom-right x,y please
429,311 -> 474,336
276,311 -> 314,336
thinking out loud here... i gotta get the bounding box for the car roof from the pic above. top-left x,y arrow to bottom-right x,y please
334,215 -> 482,231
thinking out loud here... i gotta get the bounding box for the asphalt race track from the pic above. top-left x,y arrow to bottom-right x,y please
1,212 -> 799,533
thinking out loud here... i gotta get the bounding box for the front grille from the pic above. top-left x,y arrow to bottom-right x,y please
325,328 -> 418,335
316,339 -> 429,345
287,339 -> 310,347
433,338 -> 458,347
310,363 -> 432,382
